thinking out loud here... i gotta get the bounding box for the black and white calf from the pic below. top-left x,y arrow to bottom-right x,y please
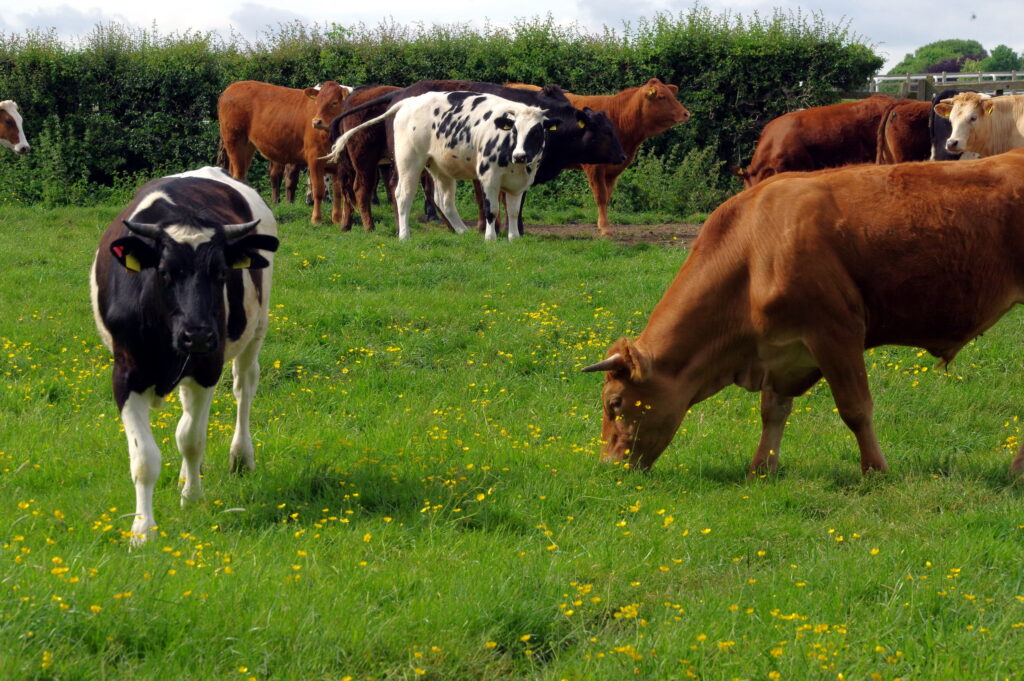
0,100 -> 30,154
325,91 -> 552,241
90,167 -> 280,545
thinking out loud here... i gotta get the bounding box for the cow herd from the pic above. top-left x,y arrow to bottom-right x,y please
8,77 -> 1024,543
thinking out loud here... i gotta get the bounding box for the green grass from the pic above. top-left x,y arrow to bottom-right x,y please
3,199 -> 1024,681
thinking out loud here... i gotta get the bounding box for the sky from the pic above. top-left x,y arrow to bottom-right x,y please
0,0 -> 1020,74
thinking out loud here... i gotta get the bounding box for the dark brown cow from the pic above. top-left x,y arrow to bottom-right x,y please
875,100 -> 932,164
736,95 -> 902,187
509,79 -> 689,236
218,80 -> 349,224
584,150 -> 1024,478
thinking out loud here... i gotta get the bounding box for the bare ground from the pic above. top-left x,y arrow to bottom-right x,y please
525,222 -> 703,247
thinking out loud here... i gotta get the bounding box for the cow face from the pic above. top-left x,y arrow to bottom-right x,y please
111,220 -> 277,355
574,108 -> 628,165
309,81 -> 349,131
0,101 -> 29,154
491,109 -> 548,165
637,78 -> 690,134
582,339 -> 689,470
935,92 -> 994,155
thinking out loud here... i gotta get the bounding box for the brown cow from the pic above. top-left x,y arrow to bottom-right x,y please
509,79 -> 690,236
875,100 -> 932,164
583,150 -> 1024,478
218,80 -> 349,224
0,100 -> 29,154
736,95 -> 901,187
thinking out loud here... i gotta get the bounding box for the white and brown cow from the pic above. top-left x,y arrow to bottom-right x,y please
90,166 -> 279,545
934,92 -> 1024,157
325,90 -> 552,241
0,100 -> 30,154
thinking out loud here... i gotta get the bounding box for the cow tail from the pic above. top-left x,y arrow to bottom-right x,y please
321,101 -> 405,164
875,101 -> 901,165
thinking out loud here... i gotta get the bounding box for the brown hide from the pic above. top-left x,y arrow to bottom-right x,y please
586,149 -> 1024,478
875,100 -> 932,164
337,85 -> 401,232
217,80 -> 349,224
508,78 -> 690,235
738,95 -> 903,187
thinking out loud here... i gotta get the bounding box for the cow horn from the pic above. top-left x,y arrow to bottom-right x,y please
581,353 -> 626,373
123,219 -> 162,239
223,219 -> 260,239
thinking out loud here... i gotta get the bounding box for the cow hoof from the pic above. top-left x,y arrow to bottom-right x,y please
180,488 -> 205,507
129,518 -> 157,546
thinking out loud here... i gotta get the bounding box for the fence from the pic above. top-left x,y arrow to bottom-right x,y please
866,72 -> 1024,100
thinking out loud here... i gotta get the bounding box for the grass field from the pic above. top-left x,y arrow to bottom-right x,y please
3,198 -> 1024,681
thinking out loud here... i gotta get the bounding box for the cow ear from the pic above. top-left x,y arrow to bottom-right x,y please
110,236 -> 158,273
574,109 -> 589,129
304,87 -> 319,100
494,114 -> 514,131
934,103 -> 953,118
731,165 -> 746,178
225,233 -> 280,270
666,84 -> 679,94
984,101 -> 996,115
544,118 -> 559,131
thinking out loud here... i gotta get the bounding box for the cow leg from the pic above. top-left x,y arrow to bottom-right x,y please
807,334 -> 889,473
285,164 -> 300,203
329,171 -> 344,225
353,162 -> 377,232
748,388 -> 794,476
308,161 -> 326,224
473,181 -> 489,233
121,389 -> 162,545
268,162 -> 284,204
176,378 -> 215,505
504,190 -> 526,241
431,173 -> 468,234
229,331 -> 265,473
223,137 -> 255,181
480,179 -> 502,242
394,167 -> 420,241
586,165 -> 622,237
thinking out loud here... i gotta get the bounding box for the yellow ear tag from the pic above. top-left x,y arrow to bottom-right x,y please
648,88 -> 657,96
577,120 -> 585,129
233,255 -> 252,269
548,124 -> 557,130
502,124 -> 512,130
125,253 -> 142,273
985,102 -> 995,115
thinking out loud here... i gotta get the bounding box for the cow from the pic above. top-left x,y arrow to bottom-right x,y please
508,79 -> 690,236
583,150 -> 1024,479
875,100 -> 931,164
0,100 -> 30,154
934,92 -> 1024,157
325,91 -> 552,241
90,166 -> 280,545
929,89 -> 975,161
217,80 -> 349,225
328,80 -> 626,234
735,95 -> 901,187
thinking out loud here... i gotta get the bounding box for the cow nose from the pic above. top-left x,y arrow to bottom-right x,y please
16,144 -> 29,154
312,118 -> 326,130
512,153 -> 529,164
180,327 -> 217,354
946,139 -> 960,152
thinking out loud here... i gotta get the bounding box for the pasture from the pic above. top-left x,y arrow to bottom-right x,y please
3,199 -> 1024,680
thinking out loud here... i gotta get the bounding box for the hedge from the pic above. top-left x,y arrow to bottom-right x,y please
0,8 -> 882,205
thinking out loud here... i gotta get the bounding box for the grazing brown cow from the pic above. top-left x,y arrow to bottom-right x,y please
218,80 -> 349,224
735,95 -> 901,187
875,100 -> 932,164
509,79 -> 689,236
583,150 -> 1024,478
934,92 -> 1024,157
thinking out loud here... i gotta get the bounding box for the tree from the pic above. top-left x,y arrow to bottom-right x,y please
888,39 -> 986,74
980,44 -> 1022,71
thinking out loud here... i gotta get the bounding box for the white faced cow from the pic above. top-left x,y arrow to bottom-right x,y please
934,92 -> 1024,157
90,166 -> 280,545
324,90 -> 552,241
0,100 -> 30,154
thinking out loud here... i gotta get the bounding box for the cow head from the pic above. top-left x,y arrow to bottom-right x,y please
934,92 -> 995,155
582,338 -> 689,470
308,81 -> 349,131
110,218 -> 278,355
489,107 -> 550,166
636,78 -> 690,134
0,100 -> 30,154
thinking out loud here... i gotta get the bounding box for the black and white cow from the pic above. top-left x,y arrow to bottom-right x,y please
0,100 -> 30,154
325,91 -> 551,241
90,167 -> 280,545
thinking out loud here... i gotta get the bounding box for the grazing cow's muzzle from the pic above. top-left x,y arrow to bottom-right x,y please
14,142 -> 29,154
512,153 -> 532,164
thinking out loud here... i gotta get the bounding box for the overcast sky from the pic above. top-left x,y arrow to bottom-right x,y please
0,0 -> 1019,74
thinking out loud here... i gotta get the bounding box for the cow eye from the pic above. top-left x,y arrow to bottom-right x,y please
607,396 -> 623,413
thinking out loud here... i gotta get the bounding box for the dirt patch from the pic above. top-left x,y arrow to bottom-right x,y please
526,222 -> 703,247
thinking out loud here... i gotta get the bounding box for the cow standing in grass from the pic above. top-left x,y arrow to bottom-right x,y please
326,91 -> 554,241
0,100 -> 29,154
90,167 -> 280,545
584,150 -> 1024,478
